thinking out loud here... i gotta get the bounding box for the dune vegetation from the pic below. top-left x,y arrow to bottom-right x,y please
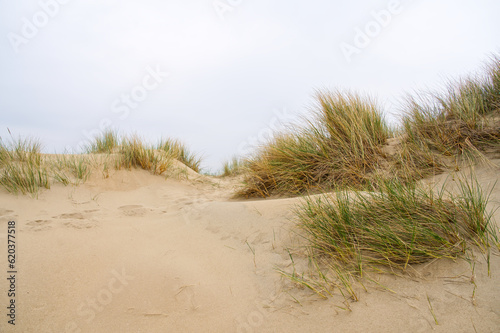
285,175 -> 498,301
235,55 -> 500,299
236,92 -> 393,197
0,136 -> 50,196
220,156 -> 246,177
237,56 -> 500,198
0,131 -> 202,197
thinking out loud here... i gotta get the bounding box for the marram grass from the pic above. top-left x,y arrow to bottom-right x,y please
117,136 -> 172,175
221,156 -> 246,177
402,55 -> 500,160
238,91 -> 390,197
0,131 -> 203,196
0,162 -> 50,197
0,136 -> 48,197
156,138 -> 202,173
286,175 -> 498,300
86,131 -> 203,173
85,129 -> 119,154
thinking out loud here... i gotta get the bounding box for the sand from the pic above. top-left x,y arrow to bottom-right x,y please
0,160 -> 499,332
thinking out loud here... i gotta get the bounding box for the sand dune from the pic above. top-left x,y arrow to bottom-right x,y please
0,160 -> 499,332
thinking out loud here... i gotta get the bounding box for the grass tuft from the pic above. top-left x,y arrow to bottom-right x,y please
1,131 -> 202,196
157,138 -> 202,173
0,162 -> 50,196
293,176 -> 498,298
118,136 -> 172,175
85,129 -> 119,154
220,156 -> 246,177
0,136 -> 48,197
50,155 -> 93,185
238,91 -> 390,197
402,55 -> 500,163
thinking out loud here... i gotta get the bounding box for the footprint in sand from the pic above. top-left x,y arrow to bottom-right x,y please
0,209 -> 14,217
26,219 -> 53,231
52,212 -> 97,229
62,220 -> 97,229
55,212 -> 85,220
0,209 -> 16,224
174,198 -> 194,206
118,205 -> 149,217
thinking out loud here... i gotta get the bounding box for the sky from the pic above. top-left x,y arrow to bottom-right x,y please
0,0 -> 499,172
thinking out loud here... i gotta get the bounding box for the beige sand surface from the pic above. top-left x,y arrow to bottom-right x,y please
0,160 -> 499,332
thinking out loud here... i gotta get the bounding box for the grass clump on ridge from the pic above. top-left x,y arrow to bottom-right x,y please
86,130 -> 203,173
288,176 -> 498,300
238,91 -> 390,197
0,135 -> 50,197
402,55 -> 500,162
157,138 -> 202,173
117,136 -> 172,175
0,130 -> 203,197
238,55 -> 500,198
115,135 -> 202,175
0,135 -> 94,195
85,130 -> 119,153
220,156 -> 246,177
50,155 -> 93,185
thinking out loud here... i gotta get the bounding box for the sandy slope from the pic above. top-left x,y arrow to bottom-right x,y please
0,161 -> 499,332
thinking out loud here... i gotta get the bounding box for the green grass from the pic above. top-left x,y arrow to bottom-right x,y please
220,156 -> 246,177
0,135 -> 42,166
387,139 -> 446,183
156,138 -> 202,173
291,175 -> 497,299
118,136 -> 172,175
0,131 -> 203,197
238,91 -> 390,197
402,55 -> 500,161
237,55 -> 500,198
0,136 -> 49,197
0,162 -> 50,197
85,129 -> 119,153
50,155 -> 93,185
0,136 -> 95,194
84,131 -> 203,173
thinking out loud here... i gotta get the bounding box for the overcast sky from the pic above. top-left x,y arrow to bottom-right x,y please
1,0 -> 499,171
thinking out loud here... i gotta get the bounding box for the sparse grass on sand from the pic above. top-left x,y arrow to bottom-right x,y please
0,136 -> 49,197
85,129 -> 119,153
401,54 -> 500,166
0,130 -> 202,196
50,154 -> 93,185
286,176 -> 498,301
87,130 -> 203,173
117,135 -> 173,175
1,55 -> 498,307
156,138 -> 202,173
220,156 -> 246,177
